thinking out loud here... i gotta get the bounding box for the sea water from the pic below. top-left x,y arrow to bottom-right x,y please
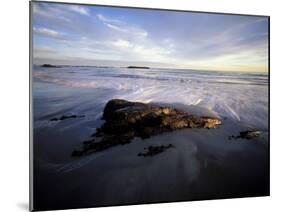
32,66 -> 269,210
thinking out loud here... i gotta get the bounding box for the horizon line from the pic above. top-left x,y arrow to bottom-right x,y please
33,63 -> 268,74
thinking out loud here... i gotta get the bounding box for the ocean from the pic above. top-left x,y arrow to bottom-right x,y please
32,66 -> 269,210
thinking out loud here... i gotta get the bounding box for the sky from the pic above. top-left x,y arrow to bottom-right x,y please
32,2 -> 269,72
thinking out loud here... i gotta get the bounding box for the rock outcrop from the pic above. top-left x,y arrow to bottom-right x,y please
228,129 -> 262,140
72,99 -> 221,156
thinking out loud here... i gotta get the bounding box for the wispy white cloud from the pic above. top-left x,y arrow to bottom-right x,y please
104,23 -> 124,32
33,3 -> 75,25
96,13 -> 148,38
96,14 -> 123,24
67,5 -> 89,16
33,3 -> 90,21
33,27 -> 61,38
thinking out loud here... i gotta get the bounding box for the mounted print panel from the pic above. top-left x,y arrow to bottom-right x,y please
30,1 -> 269,211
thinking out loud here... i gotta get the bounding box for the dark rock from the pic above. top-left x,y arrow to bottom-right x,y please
41,64 -> 59,68
50,118 -> 59,121
228,136 -> 233,141
72,150 -> 83,157
229,129 -> 262,140
50,115 -> 85,121
72,99 -> 221,156
138,144 -> 175,157
239,130 -> 262,139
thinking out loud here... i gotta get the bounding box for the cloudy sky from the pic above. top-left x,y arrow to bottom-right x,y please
32,2 -> 269,72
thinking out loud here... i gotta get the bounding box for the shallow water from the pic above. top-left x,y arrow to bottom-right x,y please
32,66 -> 269,210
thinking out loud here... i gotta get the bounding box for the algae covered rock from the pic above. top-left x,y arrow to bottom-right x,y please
72,99 -> 221,156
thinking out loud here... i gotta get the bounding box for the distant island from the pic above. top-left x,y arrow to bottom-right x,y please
40,64 -> 113,68
127,66 -> 150,69
41,64 -> 60,68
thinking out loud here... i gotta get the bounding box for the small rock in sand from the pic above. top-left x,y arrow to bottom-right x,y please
138,144 -> 175,157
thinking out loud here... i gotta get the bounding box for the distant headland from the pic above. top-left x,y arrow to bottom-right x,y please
127,66 -> 150,69
41,64 -> 60,68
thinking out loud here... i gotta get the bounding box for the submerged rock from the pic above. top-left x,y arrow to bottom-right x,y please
72,99 -> 221,156
138,144 -> 175,157
50,115 -> 85,121
228,129 -> 262,140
